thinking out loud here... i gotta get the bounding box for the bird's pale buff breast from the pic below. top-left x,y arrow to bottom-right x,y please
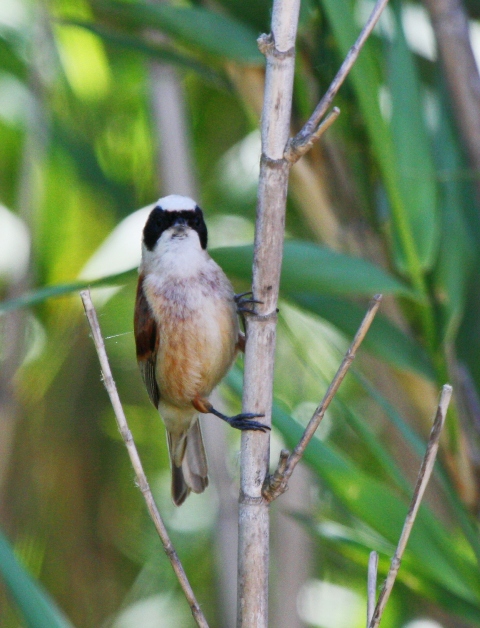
143,268 -> 238,409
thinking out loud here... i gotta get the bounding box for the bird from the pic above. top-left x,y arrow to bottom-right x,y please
134,194 -> 269,506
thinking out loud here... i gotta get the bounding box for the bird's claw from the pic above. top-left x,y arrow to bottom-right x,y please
234,291 -> 253,303
237,306 -> 260,315
227,412 -> 270,432
235,291 -> 263,317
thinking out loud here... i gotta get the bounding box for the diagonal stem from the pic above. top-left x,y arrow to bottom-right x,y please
368,384 -> 452,628
285,107 -> 340,164
289,0 -> 390,154
263,294 -> 382,502
80,289 -> 209,628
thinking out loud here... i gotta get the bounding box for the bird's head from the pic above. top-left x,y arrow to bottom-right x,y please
142,195 -> 208,255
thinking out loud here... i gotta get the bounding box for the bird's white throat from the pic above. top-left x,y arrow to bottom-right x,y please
141,227 -> 209,280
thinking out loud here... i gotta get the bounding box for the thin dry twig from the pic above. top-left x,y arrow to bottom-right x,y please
285,107 -> 340,164
368,384 -> 452,628
263,294 -> 383,502
285,0 -> 390,162
367,551 -> 379,627
80,289 -> 209,628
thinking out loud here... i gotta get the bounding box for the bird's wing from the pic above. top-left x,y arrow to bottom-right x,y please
134,275 -> 160,408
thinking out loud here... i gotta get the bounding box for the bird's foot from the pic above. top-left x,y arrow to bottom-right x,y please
234,291 -> 263,316
193,396 -> 270,432
209,405 -> 269,432
226,412 -> 270,432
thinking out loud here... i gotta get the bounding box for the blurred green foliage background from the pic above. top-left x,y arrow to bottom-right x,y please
1,0 -> 480,626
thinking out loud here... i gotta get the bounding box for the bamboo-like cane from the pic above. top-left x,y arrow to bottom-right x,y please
237,2 -> 301,626
238,0 -> 392,624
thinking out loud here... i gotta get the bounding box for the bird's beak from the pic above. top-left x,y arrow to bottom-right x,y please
172,217 -> 188,234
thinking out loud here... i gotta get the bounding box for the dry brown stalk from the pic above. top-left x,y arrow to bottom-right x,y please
80,289 -> 209,628
368,384 -> 452,628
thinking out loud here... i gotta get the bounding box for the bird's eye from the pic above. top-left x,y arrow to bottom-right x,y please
190,215 -> 201,228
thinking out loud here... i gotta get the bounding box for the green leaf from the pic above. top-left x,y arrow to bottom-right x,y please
432,90 -> 474,343
309,519 -> 480,625
355,370 -> 480,565
212,241 -> 414,297
317,0 -> 434,282
0,269 -> 135,314
0,530 -> 74,628
227,369 -> 480,616
0,244 -> 411,318
434,203 -> 473,344
95,2 -> 264,64
387,7 -> 439,272
335,397 -> 412,495
290,294 -> 435,379
65,21 -> 228,88
0,36 -> 27,80
52,118 -> 135,211
215,0 -> 271,32
272,403 -> 480,606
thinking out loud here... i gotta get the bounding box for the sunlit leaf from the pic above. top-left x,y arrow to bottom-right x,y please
66,20 -> 228,88
308,518 -> 480,625
355,370 -> 480,563
271,400 -> 480,607
291,293 -> 434,379
227,369 -> 480,618
52,119 -> 135,211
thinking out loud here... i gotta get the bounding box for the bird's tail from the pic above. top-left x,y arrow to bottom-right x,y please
167,420 -> 209,506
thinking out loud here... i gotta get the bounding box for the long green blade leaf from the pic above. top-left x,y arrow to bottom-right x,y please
65,20 -> 228,88
0,270 -> 135,314
388,6 -> 439,271
272,403 -> 480,604
0,530 -> 74,628
95,1 -> 263,64
0,242 -> 411,315
291,293 -> 434,379
227,369 -> 480,612
212,241 -> 414,297
318,0 -> 436,278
